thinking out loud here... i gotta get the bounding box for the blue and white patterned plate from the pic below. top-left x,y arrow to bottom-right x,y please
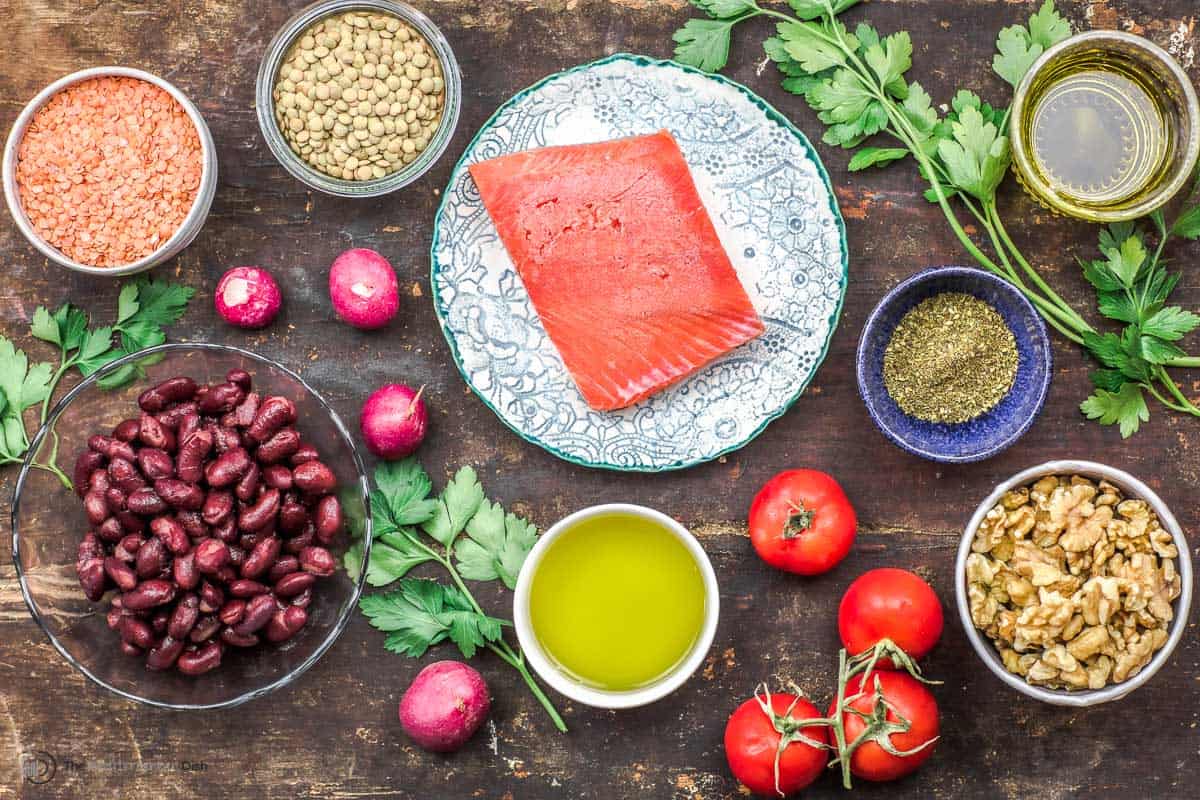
431,54 -> 848,471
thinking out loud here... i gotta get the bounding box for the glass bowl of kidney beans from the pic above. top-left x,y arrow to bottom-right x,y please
11,343 -> 371,709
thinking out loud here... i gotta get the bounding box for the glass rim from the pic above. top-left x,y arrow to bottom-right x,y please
10,342 -> 373,710
254,0 -> 462,198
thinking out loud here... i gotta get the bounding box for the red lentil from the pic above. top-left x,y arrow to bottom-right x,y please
15,76 -> 203,268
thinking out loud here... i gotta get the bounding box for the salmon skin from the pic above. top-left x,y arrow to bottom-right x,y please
469,130 -> 764,412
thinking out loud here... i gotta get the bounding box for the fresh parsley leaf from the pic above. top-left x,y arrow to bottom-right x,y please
788,0 -> 860,18
0,337 -> 53,460
1027,0 -> 1072,49
935,105 -> 1009,201
422,466 -> 485,546
1079,256 -> 1123,293
691,0 -> 757,18
863,31 -> 912,96
365,540 -> 436,587
359,579 -> 503,659
1103,235 -> 1147,289
454,501 -> 540,590
30,307 -> 60,347
1142,307 -> 1200,342
674,19 -> 738,72
123,277 -> 193,329
1096,291 -> 1139,325
780,20 -> 850,72
848,147 -> 909,171
1172,204 -> 1200,240
1089,369 -> 1128,393
117,283 -> 140,324
1138,335 -> 1186,365
373,458 -> 439,530
993,0 -> 1071,87
1081,383 -> 1149,439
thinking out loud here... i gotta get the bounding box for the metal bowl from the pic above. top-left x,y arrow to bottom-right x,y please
1,66 -> 218,277
956,460 -> 1192,706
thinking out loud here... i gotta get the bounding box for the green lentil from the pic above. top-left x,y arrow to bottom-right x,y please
882,292 -> 1019,424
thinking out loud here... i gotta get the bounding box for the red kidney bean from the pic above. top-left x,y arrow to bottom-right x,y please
126,486 -> 167,516
77,557 -> 107,601
104,556 -> 138,591
247,396 -> 296,443
115,533 -> 143,561
198,581 -> 224,614
177,414 -> 201,447
284,524 -> 316,555
265,605 -> 308,643
268,555 -> 300,583
120,617 -> 155,650
113,418 -> 141,442
220,627 -> 259,648
145,636 -> 185,670
229,579 -> 268,598
90,435 -> 136,462
177,641 -> 222,675
227,545 -> 247,568
299,546 -> 335,577
314,495 -> 343,544
226,368 -> 252,392
218,599 -> 246,626
241,536 -> 281,579
175,429 -> 212,483
257,429 -> 301,465
151,610 -> 170,633
137,413 -> 175,452
150,516 -> 189,555
88,466 -> 112,496
123,579 -> 176,610
104,487 -> 127,515
290,587 -> 313,609
290,443 -> 319,466
231,391 -> 260,428
279,500 -> 309,534
97,517 -> 125,542
107,457 -> 145,494
293,461 -> 336,494
274,571 -> 315,598
213,517 -> 238,544
194,539 -> 230,575
118,511 -> 149,534
74,450 -> 106,497
235,464 -> 260,506
120,641 -> 144,657
139,377 -> 198,413
173,551 -> 199,590
156,400 -> 199,431
215,565 -> 238,584
107,606 -> 125,630
201,490 -> 233,526
198,382 -> 245,415
135,536 -> 165,578
134,448 -> 174,481
83,491 -> 109,525
205,447 -> 251,488
232,593 -> 276,636
212,425 -> 242,454
262,464 -> 294,490
189,615 -> 220,643
78,531 -> 104,564
176,511 -> 208,539
154,478 -> 204,511
239,489 -> 280,533
168,593 -> 200,639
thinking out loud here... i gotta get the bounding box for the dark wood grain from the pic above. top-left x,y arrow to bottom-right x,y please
2,1 -> 1198,798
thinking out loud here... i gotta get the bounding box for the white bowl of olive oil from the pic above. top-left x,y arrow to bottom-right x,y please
513,504 -> 719,709
1010,30 -> 1200,222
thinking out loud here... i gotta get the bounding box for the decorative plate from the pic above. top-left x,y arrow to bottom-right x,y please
431,54 -> 848,471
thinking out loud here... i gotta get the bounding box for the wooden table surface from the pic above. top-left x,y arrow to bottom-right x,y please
2,1 -> 1198,797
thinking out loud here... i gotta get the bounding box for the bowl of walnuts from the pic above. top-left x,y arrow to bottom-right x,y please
957,460 -> 1192,706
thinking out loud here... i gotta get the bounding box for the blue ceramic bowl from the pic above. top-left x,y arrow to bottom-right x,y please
856,266 -> 1052,463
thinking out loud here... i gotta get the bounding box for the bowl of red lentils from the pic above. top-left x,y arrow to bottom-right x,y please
255,0 -> 461,197
2,66 -> 217,277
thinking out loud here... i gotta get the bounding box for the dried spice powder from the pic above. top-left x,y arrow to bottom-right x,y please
15,76 -> 202,267
883,292 -> 1019,423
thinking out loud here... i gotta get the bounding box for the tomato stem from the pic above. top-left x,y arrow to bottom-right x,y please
782,500 -> 814,540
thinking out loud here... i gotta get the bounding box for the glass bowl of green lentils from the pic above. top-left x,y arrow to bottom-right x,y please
256,0 -> 461,197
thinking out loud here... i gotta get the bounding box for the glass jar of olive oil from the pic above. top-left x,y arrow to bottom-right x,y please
1010,31 -> 1200,223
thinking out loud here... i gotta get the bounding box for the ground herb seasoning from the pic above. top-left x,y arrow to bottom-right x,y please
883,292 -> 1019,423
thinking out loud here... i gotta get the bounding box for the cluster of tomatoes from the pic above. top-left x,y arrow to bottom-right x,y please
726,470 -> 945,796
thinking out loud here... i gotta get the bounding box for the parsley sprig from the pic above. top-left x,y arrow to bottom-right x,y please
349,458 -> 567,732
673,0 -> 1200,437
0,277 -> 193,484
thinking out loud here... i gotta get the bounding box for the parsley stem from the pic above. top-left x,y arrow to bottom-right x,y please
487,642 -> 568,733
1164,356 -> 1200,368
1145,382 -> 1190,413
1156,367 -> 1200,416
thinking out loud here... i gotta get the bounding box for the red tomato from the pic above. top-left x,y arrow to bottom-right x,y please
838,568 -> 943,660
829,670 -> 938,782
748,470 -> 856,576
725,692 -> 830,797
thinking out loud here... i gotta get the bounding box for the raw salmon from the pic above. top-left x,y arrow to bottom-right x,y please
469,130 -> 764,411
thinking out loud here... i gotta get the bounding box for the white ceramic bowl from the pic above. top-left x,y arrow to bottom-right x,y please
513,504 -> 719,709
957,460 -> 1193,706
2,66 -> 218,277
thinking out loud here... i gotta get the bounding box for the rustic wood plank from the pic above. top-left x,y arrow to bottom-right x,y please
1,1 -> 1198,798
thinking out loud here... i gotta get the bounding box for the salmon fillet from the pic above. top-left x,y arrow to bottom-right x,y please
469,130 -> 764,411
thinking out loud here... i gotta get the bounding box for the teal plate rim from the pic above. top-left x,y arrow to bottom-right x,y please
429,52 -> 850,473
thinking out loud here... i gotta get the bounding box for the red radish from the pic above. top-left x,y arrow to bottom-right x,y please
361,383 -> 428,459
399,661 -> 490,753
329,248 -> 399,329
215,266 -> 282,329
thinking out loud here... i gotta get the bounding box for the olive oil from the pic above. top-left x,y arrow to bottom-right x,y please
528,513 -> 707,691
